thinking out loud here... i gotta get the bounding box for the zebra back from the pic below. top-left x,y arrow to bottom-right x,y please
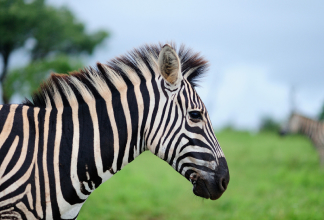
280,112 -> 324,166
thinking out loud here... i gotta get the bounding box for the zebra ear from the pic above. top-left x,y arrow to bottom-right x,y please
158,44 -> 182,85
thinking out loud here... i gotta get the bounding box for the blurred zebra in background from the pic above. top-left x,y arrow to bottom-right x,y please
280,112 -> 324,166
0,44 -> 229,219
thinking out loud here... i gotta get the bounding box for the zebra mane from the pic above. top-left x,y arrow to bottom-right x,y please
23,43 -> 209,108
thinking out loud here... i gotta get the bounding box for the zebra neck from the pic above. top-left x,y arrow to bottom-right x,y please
299,118 -> 320,139
39,94 -> 147,218
57,96 -> 146,182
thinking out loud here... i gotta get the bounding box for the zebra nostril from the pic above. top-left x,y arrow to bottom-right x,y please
220,178 -> 228,191
216,157 -> 230,193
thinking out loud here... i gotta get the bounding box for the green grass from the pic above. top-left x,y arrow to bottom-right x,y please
78,130 -> 324,220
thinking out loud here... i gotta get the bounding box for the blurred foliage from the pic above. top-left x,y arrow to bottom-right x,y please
0,0 -> 109,103
259,116 -> 281,133
29,3 -> 109,60
4,55 -> 83,102
318,103 -> 324,121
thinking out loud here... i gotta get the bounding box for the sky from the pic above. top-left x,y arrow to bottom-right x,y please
8,0 -> 324,130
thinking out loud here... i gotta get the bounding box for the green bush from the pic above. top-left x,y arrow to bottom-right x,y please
259,116 -> 281,133
319,103 -> 324,121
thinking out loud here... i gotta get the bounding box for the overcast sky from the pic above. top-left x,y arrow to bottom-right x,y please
10,0 -> 324,130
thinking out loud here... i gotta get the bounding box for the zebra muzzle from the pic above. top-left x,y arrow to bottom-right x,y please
190,157 -> 230,200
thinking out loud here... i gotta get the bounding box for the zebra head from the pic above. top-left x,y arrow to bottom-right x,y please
146,44 -> 229,200
280,112 -> 301,135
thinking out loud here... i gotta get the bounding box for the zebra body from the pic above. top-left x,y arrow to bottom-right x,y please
0,44 -> 229,219
281,112 -> 324,166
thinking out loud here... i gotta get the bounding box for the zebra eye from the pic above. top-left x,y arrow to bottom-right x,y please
189,111 -> 203,121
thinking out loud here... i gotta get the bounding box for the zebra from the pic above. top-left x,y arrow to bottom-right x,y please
0,43 -> 230,219
280,112 -> 324,166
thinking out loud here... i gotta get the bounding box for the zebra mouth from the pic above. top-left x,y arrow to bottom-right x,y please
190,172 -> 228,200
192,177 -> 226,200
192,177 -> 211,199
189,158 -> 229,200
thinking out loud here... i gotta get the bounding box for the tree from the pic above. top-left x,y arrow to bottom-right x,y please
0,0 -> 109,103
4,55 -> 84,102
0,0 -> 40,99
259,116 -> 281,133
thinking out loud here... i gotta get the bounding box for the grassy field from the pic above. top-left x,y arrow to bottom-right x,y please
78,130 -> 324,220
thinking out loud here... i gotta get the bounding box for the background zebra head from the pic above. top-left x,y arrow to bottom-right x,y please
147,44 -> 230,200
280,112 -> 302,135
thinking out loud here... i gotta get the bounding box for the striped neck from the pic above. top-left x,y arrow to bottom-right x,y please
298,117 -> 321,139
40,79 -> 152,218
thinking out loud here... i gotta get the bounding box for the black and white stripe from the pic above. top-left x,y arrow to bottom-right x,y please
280,112 -> 324,166
0,44 -> 229,219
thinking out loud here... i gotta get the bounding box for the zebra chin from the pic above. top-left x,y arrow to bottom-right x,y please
190,157 -> 230,200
